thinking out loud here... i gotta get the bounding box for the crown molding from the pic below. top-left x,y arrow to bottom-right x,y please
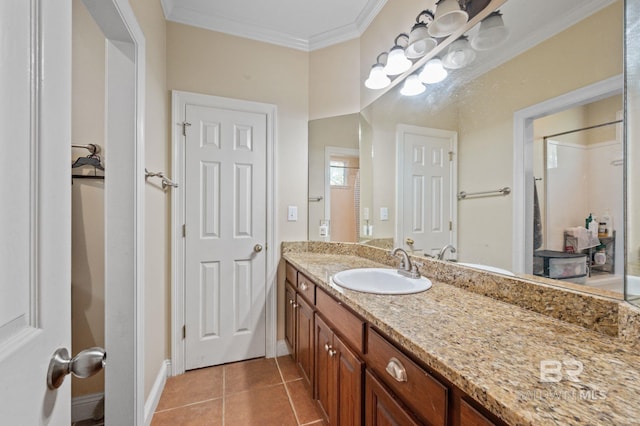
162,0 -> 387,52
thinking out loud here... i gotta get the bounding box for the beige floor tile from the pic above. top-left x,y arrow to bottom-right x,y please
156,365 -> 223,411
276,355 -> 303,383
224,357 -> 282,395
285,379 -> 324,425
224,384 -> 297,425
151,399 -> 222,426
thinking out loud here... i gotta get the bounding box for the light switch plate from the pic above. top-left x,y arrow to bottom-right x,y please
288,205 -> 298,221
380,207 -> 389,221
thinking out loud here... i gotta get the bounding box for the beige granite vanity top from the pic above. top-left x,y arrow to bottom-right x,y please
283,245 -> 640,426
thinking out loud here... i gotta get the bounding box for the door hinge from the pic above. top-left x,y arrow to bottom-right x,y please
449,221 -> 453,231
182,325 -> 186,339
448,151 -> 454,161
182,224 -> 186,238
181,121 -> 191,136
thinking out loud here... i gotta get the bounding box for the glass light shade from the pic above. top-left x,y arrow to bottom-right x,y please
429,0 -> 468,38
419,58 -> 448,84
364,64 -> 391,90
470,12 -> 509,51
400,74 -> 426,96
384,46 -> 412,76
442,37 -> 476,69
406,24 -> 438,59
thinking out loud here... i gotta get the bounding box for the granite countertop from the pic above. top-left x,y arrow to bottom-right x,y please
283,251 -> 640,426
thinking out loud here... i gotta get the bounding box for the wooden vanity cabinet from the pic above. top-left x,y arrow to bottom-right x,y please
315,313 -> 364,425
284,263 -> 316,387
365,370 -> 420,426
284,261 -> 507,426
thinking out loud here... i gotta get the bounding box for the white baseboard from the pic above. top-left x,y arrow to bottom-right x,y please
144,359 -> 171,426
72,392 -> 104,422
276,339 -> 290,357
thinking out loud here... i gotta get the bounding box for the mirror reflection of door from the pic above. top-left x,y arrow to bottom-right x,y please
533,94 -> 624,293
325,150 -> 360,242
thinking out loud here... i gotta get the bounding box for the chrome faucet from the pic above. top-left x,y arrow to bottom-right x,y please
390,247 -> 421,278
437,244 -> 457,260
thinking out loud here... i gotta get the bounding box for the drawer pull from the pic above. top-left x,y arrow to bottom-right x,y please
288,299 -> 294,305
386,357 -> 408,382
329,349 -> 337,357
324,343 -> 331,352
300,281 -> 308,291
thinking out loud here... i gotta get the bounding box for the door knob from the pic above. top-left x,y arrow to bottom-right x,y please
47,347 -> 106,390
254,244 -> 263,253
405,238 -> 415,246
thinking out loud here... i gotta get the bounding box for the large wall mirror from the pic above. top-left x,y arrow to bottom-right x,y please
308,0 -> 640,304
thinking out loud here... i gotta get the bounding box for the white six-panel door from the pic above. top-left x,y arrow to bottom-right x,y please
184,104 -> 267,370
397,125 -> 457,257
0,0 -> 72,423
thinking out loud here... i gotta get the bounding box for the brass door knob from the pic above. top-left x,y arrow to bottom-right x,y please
405,238 -> 415,246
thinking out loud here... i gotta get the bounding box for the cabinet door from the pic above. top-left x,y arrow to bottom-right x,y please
335,335 -> 363,426
365,370 -> 420,426
285,283 -> 297,356
296,295 -> 315,386
315,314 -> 335,423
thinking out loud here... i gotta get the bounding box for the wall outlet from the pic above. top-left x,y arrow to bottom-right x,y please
287,205 -> 298,221
380,207 -> 389,221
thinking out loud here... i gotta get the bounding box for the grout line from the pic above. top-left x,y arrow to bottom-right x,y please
281,376 -> 302,426
154,397 -> 221,414
222,366 -> 226,426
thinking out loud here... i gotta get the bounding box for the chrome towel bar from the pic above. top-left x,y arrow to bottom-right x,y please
457,187 -> 511,200
145,168 -> 178,189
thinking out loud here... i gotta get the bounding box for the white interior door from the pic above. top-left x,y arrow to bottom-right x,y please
184,103 -> 267,370
397,125 -> 457,256
0,0 -> 72,423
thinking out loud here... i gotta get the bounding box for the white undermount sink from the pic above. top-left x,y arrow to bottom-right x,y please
332,268 -> 432,295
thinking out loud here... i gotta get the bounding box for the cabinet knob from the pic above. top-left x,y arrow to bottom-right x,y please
385,357 -> 408,382
324,343 -> 331,352
288,299 -> 294,305
329,349 -> 337,357
300,282 -> 308,291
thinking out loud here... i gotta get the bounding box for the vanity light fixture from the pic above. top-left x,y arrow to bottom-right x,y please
400,74 -> 426,96
442,35 -> 476,69
365,53 -> 391,90
384,34 -> 412,76
470,10 -> 509,51
406,10 -> 438,59
429,0 -> 469,38
418,57 -> 448,84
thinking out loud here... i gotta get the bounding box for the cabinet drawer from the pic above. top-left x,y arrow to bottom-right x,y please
367,328 -> 447,426
285,262 -> 297,285
297,272 -> 316,304
460,399 -> 496,426
316,288 -> 365,353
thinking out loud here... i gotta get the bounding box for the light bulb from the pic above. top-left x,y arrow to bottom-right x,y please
365,64 -> 391,90
419,58 -> 448,84
400,75 -> 426,96
384,46 -> 412,76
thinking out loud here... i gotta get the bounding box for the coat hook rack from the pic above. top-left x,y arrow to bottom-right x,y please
145,169 -> 178,189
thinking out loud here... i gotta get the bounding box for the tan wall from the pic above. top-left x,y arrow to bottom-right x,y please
166,22 -> 309,342
71,0 -> 106,398
128,0 -> 170,398
309,39 -> 361,120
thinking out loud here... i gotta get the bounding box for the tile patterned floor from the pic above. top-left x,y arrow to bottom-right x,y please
151,356 -> 326,426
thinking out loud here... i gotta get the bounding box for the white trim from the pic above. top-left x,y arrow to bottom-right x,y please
81,0 -> 146,423
395,124 -> 458,252
72,393 -> 104,423
512,75 -> 623,274
276,339 -> 291,357
144,360 -> 171,426
171,91 -> 277,376
162,0 -> 386,51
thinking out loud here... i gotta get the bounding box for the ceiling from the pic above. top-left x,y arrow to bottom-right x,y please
160,0 -> 388,51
